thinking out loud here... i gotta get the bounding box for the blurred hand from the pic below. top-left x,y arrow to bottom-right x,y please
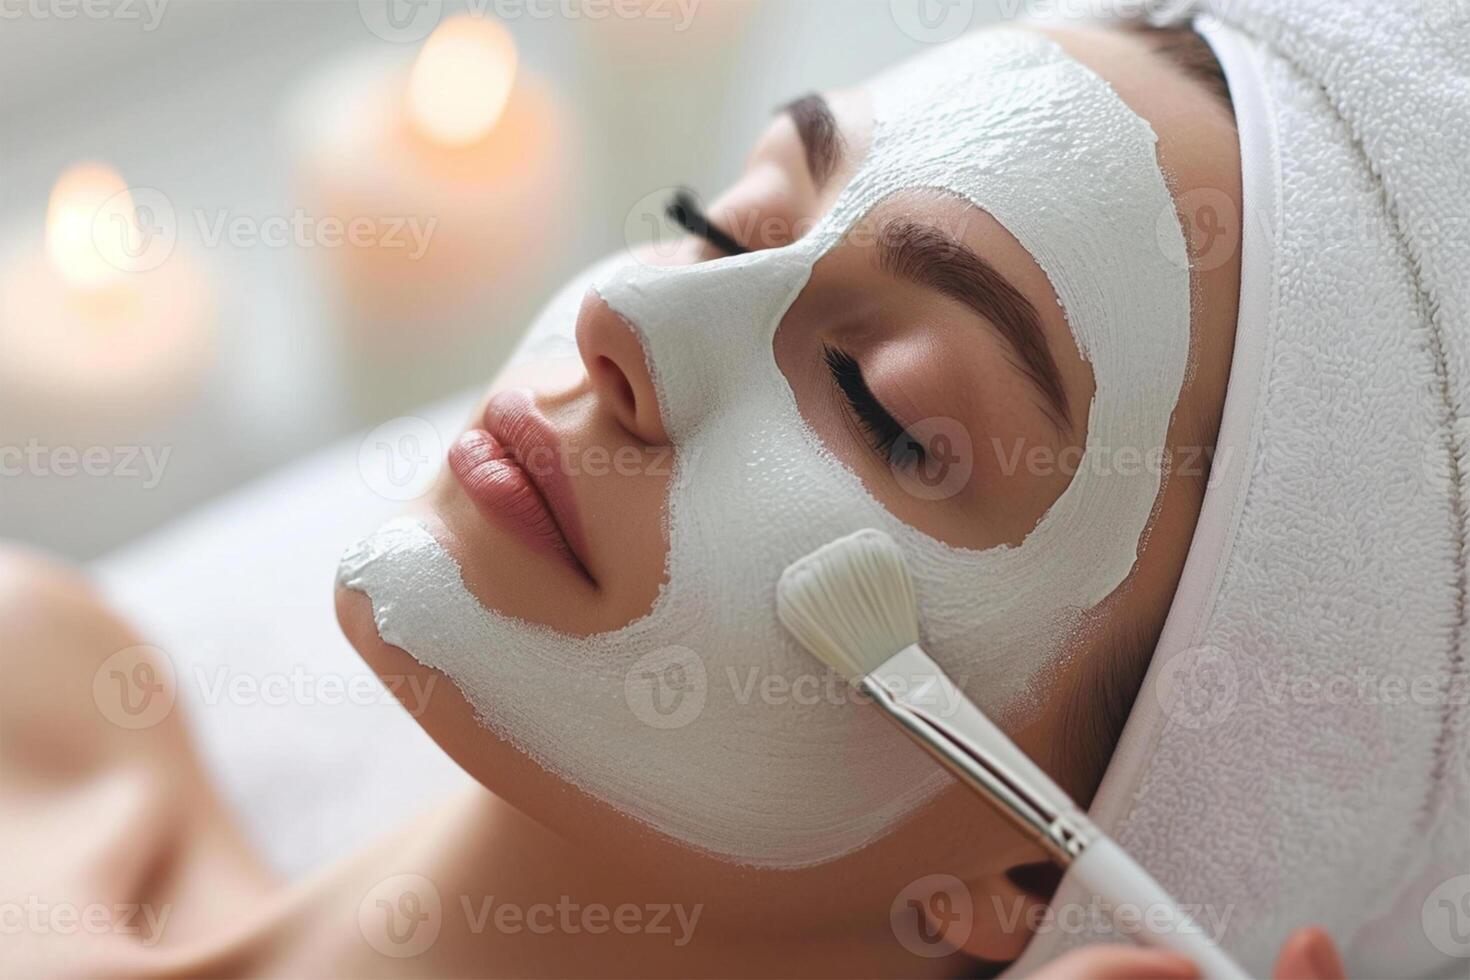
1030,926 -> 1346,980
1270,927 -> 1346,980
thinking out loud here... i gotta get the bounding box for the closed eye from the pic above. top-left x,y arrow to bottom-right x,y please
822,345 -> 926,470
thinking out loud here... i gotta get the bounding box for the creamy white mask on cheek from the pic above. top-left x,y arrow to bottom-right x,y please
339,29 -> 1190,867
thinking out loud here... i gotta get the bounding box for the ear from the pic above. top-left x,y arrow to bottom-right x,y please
953,861 -> 1062,963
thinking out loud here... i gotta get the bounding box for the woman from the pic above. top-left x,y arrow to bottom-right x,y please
3,2 -> 1459,975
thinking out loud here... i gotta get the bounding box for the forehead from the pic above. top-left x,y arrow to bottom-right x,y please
815,29 -> 1163,327
858,29 -> 1108,180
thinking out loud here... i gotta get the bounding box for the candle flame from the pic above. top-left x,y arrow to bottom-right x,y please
46,163 -> 139,292
406,14 -> 519,148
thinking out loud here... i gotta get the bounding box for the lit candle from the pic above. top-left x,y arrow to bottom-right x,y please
406,14 -> 518,149
288,14 -> 569,358
0,163 -> 213,438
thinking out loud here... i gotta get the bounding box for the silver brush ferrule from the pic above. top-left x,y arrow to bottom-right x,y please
857,673 -> 1098,866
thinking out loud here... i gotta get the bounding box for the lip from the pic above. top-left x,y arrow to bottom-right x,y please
448,389 -> 593,581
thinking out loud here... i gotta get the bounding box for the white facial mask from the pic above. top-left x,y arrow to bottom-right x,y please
340,29 -> 1190,867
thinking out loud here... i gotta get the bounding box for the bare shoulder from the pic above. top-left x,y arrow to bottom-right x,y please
0,542 -> 119,639
0,544 -> 278,971
0,542 -> 188,774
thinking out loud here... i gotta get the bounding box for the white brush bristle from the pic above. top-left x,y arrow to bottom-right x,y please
776,528 -> 920,682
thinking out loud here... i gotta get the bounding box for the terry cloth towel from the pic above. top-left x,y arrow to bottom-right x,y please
1011,1 -> 1470,977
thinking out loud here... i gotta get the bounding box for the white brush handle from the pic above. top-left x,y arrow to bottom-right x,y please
1070,837 -> 1250,980
871,645 -> 1250,980
877,645 -> 1092,853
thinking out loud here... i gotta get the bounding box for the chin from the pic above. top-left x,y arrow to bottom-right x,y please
334,581 -> 386,673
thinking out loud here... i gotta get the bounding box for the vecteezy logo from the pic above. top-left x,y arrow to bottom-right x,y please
1154,644 -> 1238,730
93,186 -> 177,274
93,645 -> 177,730
624,186 -> 691,265
1422,873 -> 1470,959
890,873 -> 973,958
624,646 -> 708,729
358,416 -> 444,501
1159,187 -> 1239,273
358,0 -> 443,42
890,416 -> 974,502
1143,0 -> 1202,24
889,0 -> 975,44
358,873 -> 443,958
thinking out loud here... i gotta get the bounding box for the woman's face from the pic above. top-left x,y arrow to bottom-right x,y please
418,95 -> 1099,633
338,22 -> 1240,953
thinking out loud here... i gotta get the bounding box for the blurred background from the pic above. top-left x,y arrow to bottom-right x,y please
0,0 -> 1025,560
1,0 -> 1035,875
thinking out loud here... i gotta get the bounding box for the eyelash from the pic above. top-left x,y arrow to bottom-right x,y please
822,345 -> 925,469
666,188 -> 749,256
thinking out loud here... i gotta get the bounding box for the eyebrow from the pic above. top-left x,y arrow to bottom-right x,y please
875,220 -> 1072,430
780,93 -> 843,188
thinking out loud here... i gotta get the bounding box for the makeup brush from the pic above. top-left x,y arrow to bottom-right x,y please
776,528 -> 1248,980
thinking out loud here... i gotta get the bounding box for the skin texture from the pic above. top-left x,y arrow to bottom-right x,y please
340,23 -> 1245,969
0,25 -> 1280,978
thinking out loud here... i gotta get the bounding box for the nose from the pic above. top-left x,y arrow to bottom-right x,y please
575,290 -> 670,446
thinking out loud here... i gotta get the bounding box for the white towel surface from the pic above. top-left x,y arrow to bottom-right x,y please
1014,1 -> 1470,976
